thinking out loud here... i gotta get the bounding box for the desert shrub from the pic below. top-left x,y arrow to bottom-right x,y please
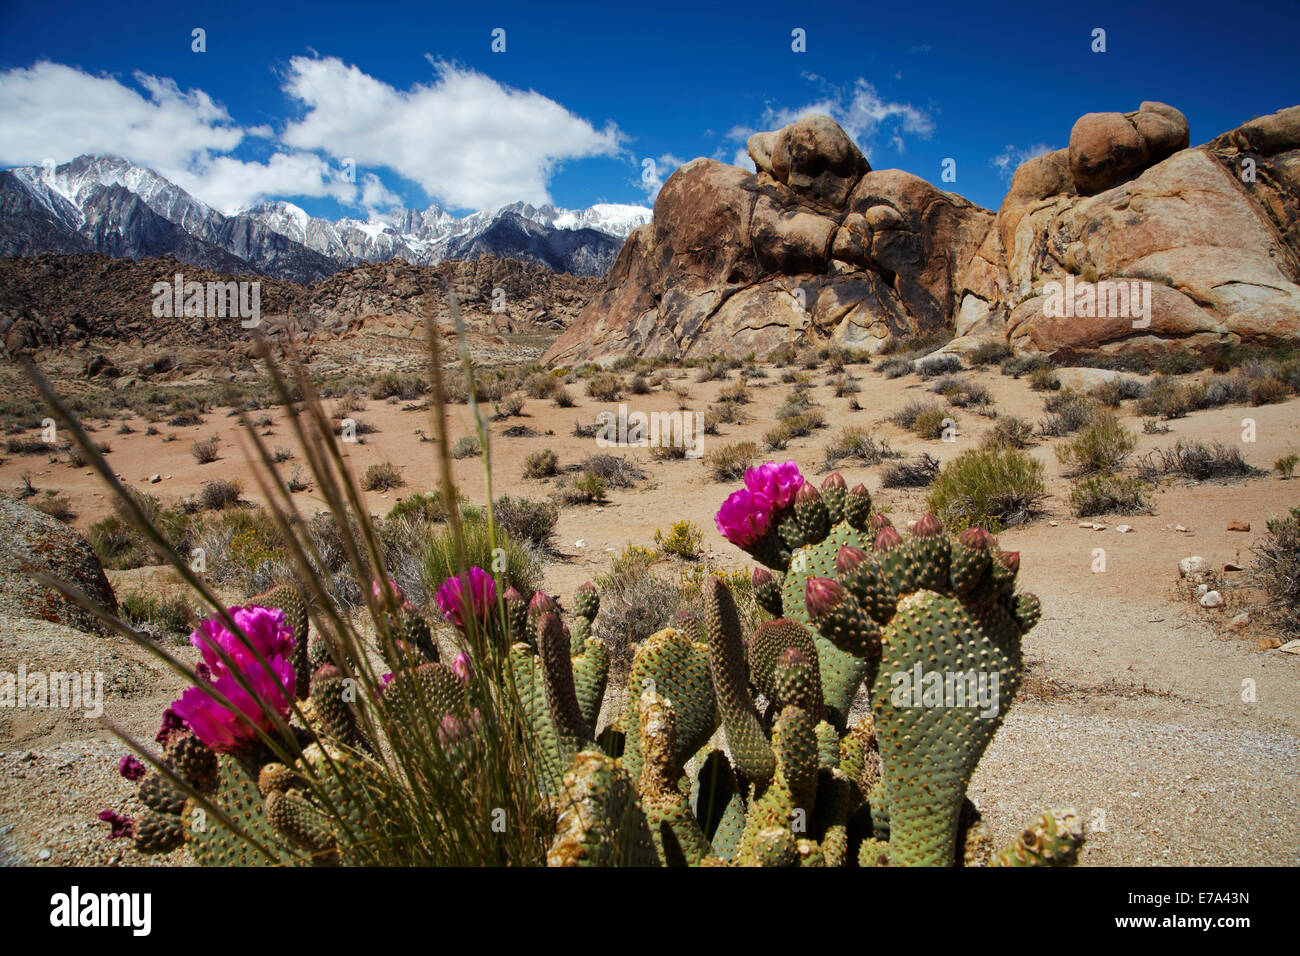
889,399 -> 941,431
912,407 -> 950,440
772,409 -> 825,442
1038,391 -> 1097,436
287,467 -> 312,493
191,436 -> 221,464
1000,355 -> 1054,378
1027,366 -> 1061,391
524,372 -> 560,399
32,491 -> 75,523
653,520 -> 704,559
823,426 -> 899,469
1151,351 -> 1205,375
451,436 -> 482,459
494,393 -> 526,418
422,514 -> 543,603
1054,412 -> 1137,476
694,362 -> 729,383
881,329 -> 952,357
926,446 -> 1046,531
189,507 -> 288,595
1275,453 -> 1299,478
586,373 -> 624,402
552,386 -> 576,408
369,371 -> 425,401
555,471 -> 608,504
362,461 -> 405,491
833,376 -> 861,398
875,357 -> 913,379
931,375 -> 993,408
197,478 -> 242,511
1249,376 -> 1291,406
1203,374 -> 1250,407
1141,418 -> 1171,434
880,453 -> 940,488
983,416 -> 1037,449
1135,376 -> 1191,419
1137,440 -> 1259,483
386,487 -> 464,524
763,426 -> 791,451
718,379 -> 750,404
1088,377 -> 1145,407
1249,507 -> 1300,635
493,496 -> 559,553
579,454 -> 646,488
1068,475 -> 1152,518
767,344 -> 799,366
628,373 -> 651,395
522,448 -> 559,479
167,412 -> 204,427
704,441 -> 757,481
272,446 -> 294,463
671,386 -> 692,409
968,342 -> 1014,366
775,391 -> 815,419
119,591 -> 196,635
917,354 -> 963,378
5,436 -> 48,455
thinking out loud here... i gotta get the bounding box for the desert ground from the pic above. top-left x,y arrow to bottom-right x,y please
1,346 -> 1298,866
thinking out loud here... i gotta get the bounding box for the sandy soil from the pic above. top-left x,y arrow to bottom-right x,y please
2,356 -> 1298,865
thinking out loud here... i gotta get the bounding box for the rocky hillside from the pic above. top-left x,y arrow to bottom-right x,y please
0,252 -> 598,363
545,103 -> 1300,364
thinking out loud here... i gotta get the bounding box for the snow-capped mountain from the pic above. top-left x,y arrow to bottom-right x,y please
0,155 -> 650,280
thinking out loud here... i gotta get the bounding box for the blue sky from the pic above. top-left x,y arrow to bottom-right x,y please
1,0 -> 1296,219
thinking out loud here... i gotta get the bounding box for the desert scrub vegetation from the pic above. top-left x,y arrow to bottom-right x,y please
118,590 -> 196,636
421,511 -> 543,603
451,435 -> 482,459
551,386 -> 575,408
1275,453 -> 1298,478
653,519 -> 704,559
586,372 -> 624,402
362,461 -> 405,492
717,378 -> 750,404
822,425 -> 899,469
874,356 -> 913,379
1054,412 -> 1137,476
1087,376 -> 1146,407
369,371 -> 425,401
763,409 -> 825,449
967,341 -> 1014,366
31,490 -> 75,523
1249,507 -> 1300,635
579,453 -> 646,488
1027,366 -> 1061,392
926,446 -> 1046,531
492,392 -> 526,419
522,448 -> 559,478
386,485 -> 464,524
880,453 -> 940,488
889,400 -> 950,440
1068,475 -> 1153,518
192,478 -> 243,512
704,441 -> 757,481
492,495 -> 559,553
1135,376 -> 1192,420
983,415 -> 1037,449
1000,355 -> 1054,378
930,375 -> 994,411
1137,440 -> 1260,483
554,470 -> 608,505
916,354 -> 963,378
1038,390 -> 1098,437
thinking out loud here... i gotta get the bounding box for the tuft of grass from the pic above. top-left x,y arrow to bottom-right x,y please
1275,453 -> 1299,479
1068,475 -> 1152,518
451,435 -> 482,459
197,478 -> 242,511
1038,391 -> 1098,437
118,590 -> 197,635
967,342 -> 1014,366
586,372 -> 624,402
1249,507 -> 1300,635
362,461 -> 405,491
983,416 -> 1037,449
704,441 -> 757,481
191,436 -> 221,464
555,471 -> 608,504
492,496 -> 559,553
1137,440 -> 1260,483
522,448 -> 559,479
1027,366 -> 1061,392
926,446 -> 1046,531
880,453 -> 940,488
823,426 -> 899,469
1087,377 -> 1145,408
1054,412 -> 1136,476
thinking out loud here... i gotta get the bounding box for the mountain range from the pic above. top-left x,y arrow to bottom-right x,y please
0,155 -> 651,282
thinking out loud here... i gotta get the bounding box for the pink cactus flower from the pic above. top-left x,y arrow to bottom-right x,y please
435,567 -> 497,628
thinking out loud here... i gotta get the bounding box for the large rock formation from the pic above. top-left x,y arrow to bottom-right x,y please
544,114 -> 993,364
546,104 -> 1300,364
0,497 -> 117,635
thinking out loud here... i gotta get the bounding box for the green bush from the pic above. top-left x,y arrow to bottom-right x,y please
386,487 -> 464,523
967,342 -> 1014,366
912,407 -> 950,440
451,436 -> 482,459
1054,412 -> 1137,476
586,373 -> 624,402
422,514 -> 543,602
704,441 -> 757,481
822,426 -> 899,468
1068,475 -> 1152,518
983,416 -> 1036,449
362,461 -> 405,491
522,448 -> 559,478
1249,507 -> 1300,635
1275,453 -> 1299,478
492,496 -> 559,552
926,446 -> 1046,531
119,590 -> 197,635
653,520 -> 704,559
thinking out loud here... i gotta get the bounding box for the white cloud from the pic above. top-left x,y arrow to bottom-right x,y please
991,143 -> 1056,182
727,76 -> 934,163
0,61 -> 242,171
279,56 -> 624,211
360,172 -> 403,216
171,153 -> 356,215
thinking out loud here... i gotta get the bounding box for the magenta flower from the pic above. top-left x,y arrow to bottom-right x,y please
715,488 -> 773,548
118,755 -> 146,781
743,461 -> 805,511
170,606 -> 297,754
452,652 -> 472,682
98,809 -> 134,840
436,567 -> 497,628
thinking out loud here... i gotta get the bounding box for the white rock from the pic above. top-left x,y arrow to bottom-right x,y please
1278,640 -> 1300,655
1178,557 -> 1206,577
1175,524 -> 1188,533
148,474 -> 161,484
1117,525 -> 1133,533
38,849 -> 50,860
1199,590 -> 1223,608
1048,521 -> 1059,527
1195,583 -> 1209,597
1229,612 -> 1251,629
574,539 -> 587,548
1078,521 -> 1093,528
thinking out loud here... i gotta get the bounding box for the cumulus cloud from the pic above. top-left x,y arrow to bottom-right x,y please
0,61 -> 242,170
991,142 -> 1056,182
279,56 -> 624,211
0,57 -> 627,215
728,75 -> 934,163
